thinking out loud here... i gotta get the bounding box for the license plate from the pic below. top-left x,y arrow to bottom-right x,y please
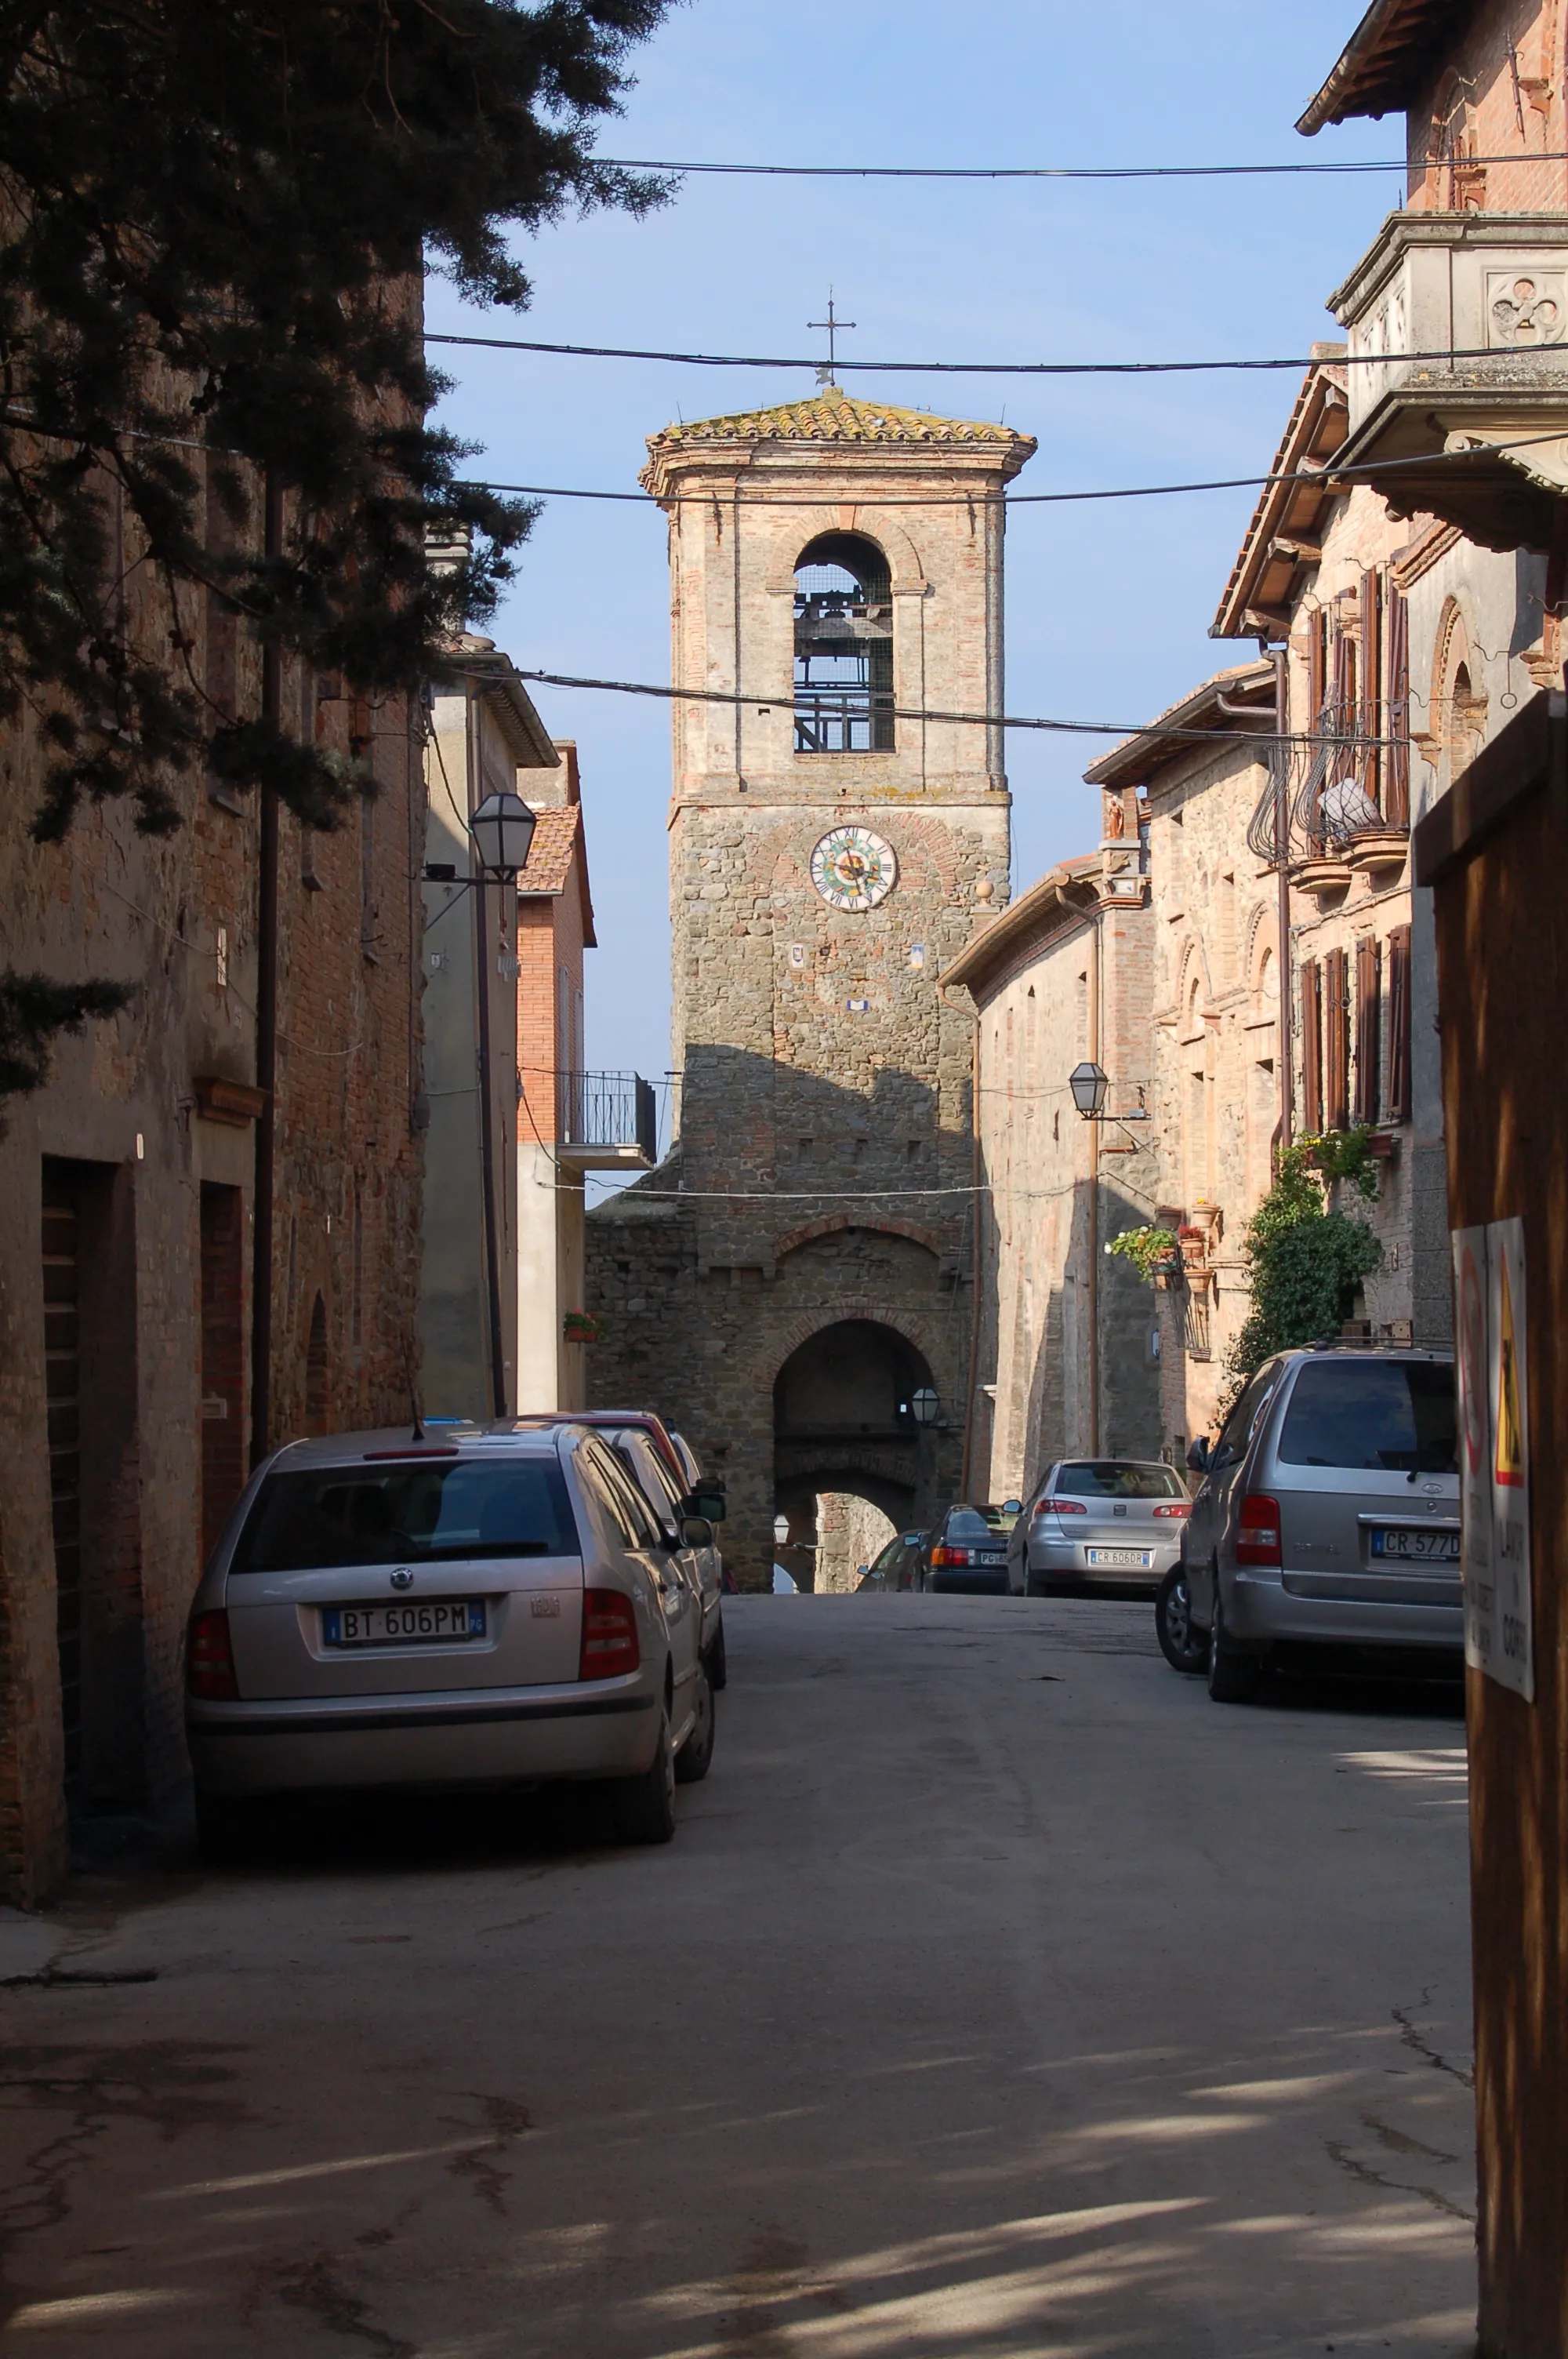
1087,1547 -> 1153,1568
321,1601 -> 486,1646
1370,1528 -> 1461,1562
978,1552 -> 1005,1565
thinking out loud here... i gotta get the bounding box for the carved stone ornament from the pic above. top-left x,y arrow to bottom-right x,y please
1486,271 -> 1568,348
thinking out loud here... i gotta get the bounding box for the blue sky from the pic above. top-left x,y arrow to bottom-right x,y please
428,0 -> 1395,1127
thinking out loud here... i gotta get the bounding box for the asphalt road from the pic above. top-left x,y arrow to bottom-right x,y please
0,1595 -> 1475,2357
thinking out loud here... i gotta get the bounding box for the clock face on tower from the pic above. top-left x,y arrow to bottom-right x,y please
810,825 -> 898,912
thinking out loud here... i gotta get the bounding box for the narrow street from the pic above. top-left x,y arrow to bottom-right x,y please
1,1598 -> 1472,2357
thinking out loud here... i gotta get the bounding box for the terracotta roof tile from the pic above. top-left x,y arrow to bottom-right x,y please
646,385 -> 1031,452
517,805 -> 581,896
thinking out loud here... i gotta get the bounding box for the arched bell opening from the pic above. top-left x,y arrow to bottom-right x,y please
793,532 -> 894,754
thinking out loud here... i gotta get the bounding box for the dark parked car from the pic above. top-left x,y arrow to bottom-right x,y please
856,1530 -> 926,1590
1180,1343 -> 1460,1701
914,1504 -> 1021,1594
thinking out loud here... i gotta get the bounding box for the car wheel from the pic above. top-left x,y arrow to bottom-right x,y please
1207,1594 -> 1263,1703
674,1667 -> 715,1785
611,1703 -> 677,1843
194,1787 -> 263,1866
705,1619 -> 728,1692
1156,1566 -> 1208,1674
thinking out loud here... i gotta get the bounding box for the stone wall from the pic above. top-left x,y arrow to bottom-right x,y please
0,473 -> 425,1906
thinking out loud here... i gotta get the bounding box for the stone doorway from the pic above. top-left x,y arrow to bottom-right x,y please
772,1318 -> 937,1590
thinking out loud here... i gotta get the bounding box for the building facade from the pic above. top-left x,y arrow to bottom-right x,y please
0,467 -> 425,1905
420,641 -> 559,1423
944,851 -> 1160,1501
587,387 -> 1035,1585
1299,2 -> 1568,2346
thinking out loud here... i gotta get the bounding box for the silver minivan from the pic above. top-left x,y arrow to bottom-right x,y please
185,1423 -> 717,1855
1181,1346 -> 1461,1701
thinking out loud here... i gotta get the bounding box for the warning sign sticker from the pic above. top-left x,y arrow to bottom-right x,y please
1453,1217 -> 1533,1702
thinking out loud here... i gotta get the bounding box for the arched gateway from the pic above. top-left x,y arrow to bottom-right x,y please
584,386 -> 1036,1584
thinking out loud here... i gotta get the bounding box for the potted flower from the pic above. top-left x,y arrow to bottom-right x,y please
562,1310 -> 601,1345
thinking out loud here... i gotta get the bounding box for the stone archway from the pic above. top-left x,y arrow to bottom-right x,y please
772,1319 -> 938,1590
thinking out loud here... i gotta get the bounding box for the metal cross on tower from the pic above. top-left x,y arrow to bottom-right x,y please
809,293 -> 856,388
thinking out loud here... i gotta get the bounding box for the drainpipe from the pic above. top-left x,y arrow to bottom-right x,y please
1272,645 -> 1293,1154
959,1000 -> 982,1500
249,471 -> 284,1470
469,685 -> 509,1420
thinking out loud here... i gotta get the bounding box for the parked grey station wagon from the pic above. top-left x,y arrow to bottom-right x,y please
185,1423 -> 717,1856
1180,1345 -> 1460,1700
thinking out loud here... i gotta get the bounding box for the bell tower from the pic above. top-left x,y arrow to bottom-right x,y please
587,387 -> 1036,1585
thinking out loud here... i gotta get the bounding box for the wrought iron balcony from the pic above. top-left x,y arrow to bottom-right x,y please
554,1071 -> 658,1171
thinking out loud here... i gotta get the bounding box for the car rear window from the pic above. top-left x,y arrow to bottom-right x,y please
1055,1462 -> 1187,1499
231,1457 -> 579,1572
946,1506 -> 1014,1539
1276,1361 -> 1457,1474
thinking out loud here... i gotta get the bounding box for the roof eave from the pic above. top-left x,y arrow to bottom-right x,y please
1297,0 -> 1469,136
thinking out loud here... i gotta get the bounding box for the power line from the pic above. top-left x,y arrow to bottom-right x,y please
464,431 -> 1568,512
513,667 -> 1392,748
427,330 -> 1553,376
600,151 -> 1566,182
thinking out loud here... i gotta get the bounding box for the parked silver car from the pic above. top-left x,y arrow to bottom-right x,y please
1181,1345 -> 1460,1701
1007,1460 -> 1191,1594
185,1423 -> 717,1856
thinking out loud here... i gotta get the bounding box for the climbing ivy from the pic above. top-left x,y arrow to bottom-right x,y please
1225,1141 -> 1383,1385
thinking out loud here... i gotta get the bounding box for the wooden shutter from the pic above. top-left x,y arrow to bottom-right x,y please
1387,924 -> 1412,1121
1353,935 -> 1381,1125
1308,609 -> 1327,731
1385,590 -> 1410,827
1301,958 -> 1323,1133
1361,569 -> 1382,807
1325,947 -> 1351,1131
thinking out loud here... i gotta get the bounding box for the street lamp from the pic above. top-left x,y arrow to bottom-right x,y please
470,789 -> 537,879
1069,1060 -> 1109,1120
772,1513 -> 791,1547
910,1387 -> 941,1430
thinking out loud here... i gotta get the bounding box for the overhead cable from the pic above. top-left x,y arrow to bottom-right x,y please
599,152 -> 1565,182
513,668 -> 1390,749
427,330 -> 1563,376
464,431 -> 1568,512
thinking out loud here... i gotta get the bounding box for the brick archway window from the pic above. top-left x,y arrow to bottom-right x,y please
793,532 -> 894,754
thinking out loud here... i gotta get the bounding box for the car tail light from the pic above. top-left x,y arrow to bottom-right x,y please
579,1588 -> 640,1680
187,1609 -> 239,1701
929,1546 -> 973,1567
1153,1503 -> 1191,1519
1235,1495 -> 1282,1567
1048,1499 -> 1087,1515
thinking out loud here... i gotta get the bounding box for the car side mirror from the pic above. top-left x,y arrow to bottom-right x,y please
684,1486 -> 726,1524
1001,1498 -> 1022,1515
681,1515 -> 714,1550
1185,1437 -> 1210,1473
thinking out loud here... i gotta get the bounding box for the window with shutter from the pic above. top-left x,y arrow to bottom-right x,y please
1361,570 -> 1382,809
1325,947 -> 1351,1131
1353,936 -> 1381,1125
1385,591 -> 1410,827
1387,924 -> 1412,1121
1301,958 -> 1323,1133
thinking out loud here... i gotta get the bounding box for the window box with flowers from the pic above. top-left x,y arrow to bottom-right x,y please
563,1310 -> 603,1345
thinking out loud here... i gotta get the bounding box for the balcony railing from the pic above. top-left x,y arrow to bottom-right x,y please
554,1070 -> 658,1171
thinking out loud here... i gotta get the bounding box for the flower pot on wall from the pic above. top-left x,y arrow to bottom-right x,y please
563,1311 -> 601,1345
